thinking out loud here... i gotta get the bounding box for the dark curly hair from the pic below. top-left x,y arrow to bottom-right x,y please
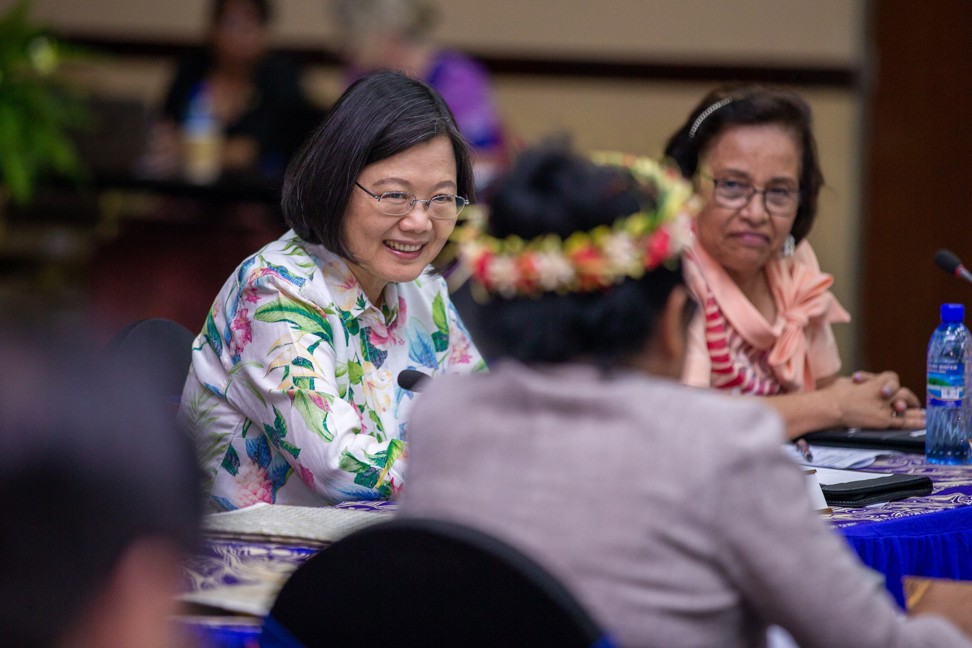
476,142 -> 684,365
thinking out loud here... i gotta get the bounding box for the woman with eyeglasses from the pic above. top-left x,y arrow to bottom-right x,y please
180,71 -> 484,510
664,85 -> 924,438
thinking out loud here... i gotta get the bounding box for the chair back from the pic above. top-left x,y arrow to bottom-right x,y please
105,318 -> 195,412
262,517 -> 615,648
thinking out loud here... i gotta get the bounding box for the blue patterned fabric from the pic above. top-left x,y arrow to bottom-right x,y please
828,454 -> 972,607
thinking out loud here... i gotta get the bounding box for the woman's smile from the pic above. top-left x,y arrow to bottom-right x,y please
384,239 -> 427,256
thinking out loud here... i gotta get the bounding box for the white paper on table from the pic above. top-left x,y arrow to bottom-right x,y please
203,502 -> 394,545
781,444 -> 891,469
811,466 -> 893,486
180,582 -> 286,617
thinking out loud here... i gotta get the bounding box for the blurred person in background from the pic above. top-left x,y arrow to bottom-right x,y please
0,316 -> 202,648
664,85 -> 924,439
329,0 -> 511,190
90,0 -> 324,342
144,0 -> 322,181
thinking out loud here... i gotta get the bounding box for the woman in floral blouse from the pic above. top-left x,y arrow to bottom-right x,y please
180,71 -> 484,510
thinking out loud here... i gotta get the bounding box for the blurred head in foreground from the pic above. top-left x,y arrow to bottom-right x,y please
456,141 -> 696,374
0,319 -> 202,648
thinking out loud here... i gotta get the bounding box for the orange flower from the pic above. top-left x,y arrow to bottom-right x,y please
515,253 -> 540,292
570,244 -> 609,290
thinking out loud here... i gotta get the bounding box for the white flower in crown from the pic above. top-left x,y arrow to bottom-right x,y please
459,239 -> 484,258
534,249 -> 575,291
485,255 -> 519,297
667,210 -> 694,255
600,231 -> 640,276
458,240 -> 487,272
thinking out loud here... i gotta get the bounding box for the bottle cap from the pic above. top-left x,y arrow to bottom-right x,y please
941,303 -> 965,323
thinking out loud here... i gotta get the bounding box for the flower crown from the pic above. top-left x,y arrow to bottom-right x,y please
454,152 -> 698,299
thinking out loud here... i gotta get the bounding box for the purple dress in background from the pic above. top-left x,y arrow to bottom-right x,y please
423,50 -> 504,152
345,49 -> 504,154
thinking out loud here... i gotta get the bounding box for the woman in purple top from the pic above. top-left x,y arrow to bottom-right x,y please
329,0 -> 509,188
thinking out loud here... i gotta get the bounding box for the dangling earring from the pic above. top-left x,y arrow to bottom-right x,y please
780,234 -> 795,258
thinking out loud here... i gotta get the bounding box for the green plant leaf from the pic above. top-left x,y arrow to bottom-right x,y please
0,0 -> 89,204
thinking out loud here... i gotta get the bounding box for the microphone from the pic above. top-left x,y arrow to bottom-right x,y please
934,249 -> 972,284
397,369 -> 430,392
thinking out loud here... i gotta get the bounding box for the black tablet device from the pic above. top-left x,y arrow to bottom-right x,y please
803,427 -> 926,454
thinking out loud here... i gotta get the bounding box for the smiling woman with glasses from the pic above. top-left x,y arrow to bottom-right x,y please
180,70 -> 484,511
664,84 -> 924,440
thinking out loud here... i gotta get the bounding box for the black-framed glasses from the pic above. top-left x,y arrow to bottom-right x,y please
355,182 -> 468,220
700,173 -> 801,216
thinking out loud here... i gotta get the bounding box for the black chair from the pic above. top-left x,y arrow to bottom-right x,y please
261,517 -> 616,648
104,318 -> 196,413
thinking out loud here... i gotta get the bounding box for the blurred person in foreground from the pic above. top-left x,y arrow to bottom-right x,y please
144,0 -> 321,181
398,143 -> 971,647
180,71 -> 484,511
664,85 -> 924,438
0,321 -> 202,647
329,0 -> 510,188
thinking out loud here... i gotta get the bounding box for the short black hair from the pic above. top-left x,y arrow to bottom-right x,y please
211,0 -> 272,25
663,84 -> 824,244
477,143 -> 684,365
0,321 -> 202,647
281,70 -> 474,266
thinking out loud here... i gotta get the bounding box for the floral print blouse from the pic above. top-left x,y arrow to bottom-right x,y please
180,230 -> 484,510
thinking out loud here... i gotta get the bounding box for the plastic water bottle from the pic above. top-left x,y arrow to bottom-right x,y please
926,303 -> 972,464
182,83 -> 222,184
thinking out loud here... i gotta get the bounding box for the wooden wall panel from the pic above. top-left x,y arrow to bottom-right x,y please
860,0 -> 972,391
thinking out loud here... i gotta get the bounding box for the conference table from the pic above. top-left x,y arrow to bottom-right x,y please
179,453 -> 972,647
824,453 -> 972,607
180,500 -> 395,647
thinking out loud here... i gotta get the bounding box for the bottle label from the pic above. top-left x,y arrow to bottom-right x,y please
928,361 -> 965,407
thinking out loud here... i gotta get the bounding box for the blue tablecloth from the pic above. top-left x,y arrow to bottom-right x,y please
182,457 -> 972,644
825,454 -> 972,607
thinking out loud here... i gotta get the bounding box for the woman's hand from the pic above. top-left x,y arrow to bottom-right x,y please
766,370 -> 925,439
825,371 -> 925,430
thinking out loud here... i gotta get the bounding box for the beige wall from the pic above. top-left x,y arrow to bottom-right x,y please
29,0 -> 862,63
26,0 -> 865,362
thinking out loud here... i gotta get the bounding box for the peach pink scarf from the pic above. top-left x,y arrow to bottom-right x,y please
682,238 -> 850,393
